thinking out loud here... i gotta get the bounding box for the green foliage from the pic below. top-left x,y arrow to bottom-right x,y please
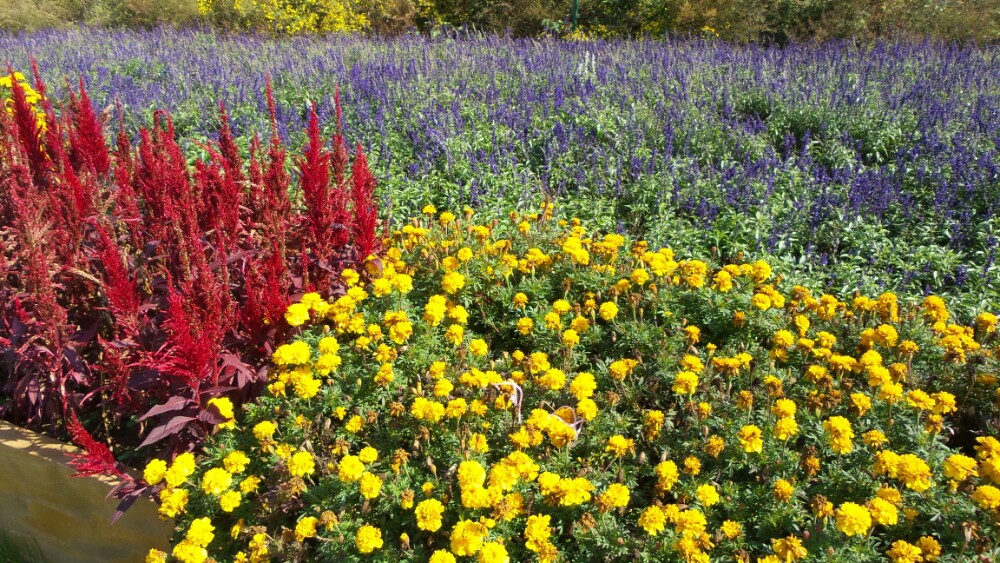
2,0 -> 998,40
0,0 -> 198,30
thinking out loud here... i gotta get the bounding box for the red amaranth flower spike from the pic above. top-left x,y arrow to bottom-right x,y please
66,77 -> 111,176
351,143 -> 381,262
66,411 -> 130,480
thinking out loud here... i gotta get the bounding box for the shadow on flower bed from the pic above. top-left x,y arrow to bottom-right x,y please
0,64 -> 381,515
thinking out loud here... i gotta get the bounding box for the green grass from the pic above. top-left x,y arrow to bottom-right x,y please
0,532 -> 41,563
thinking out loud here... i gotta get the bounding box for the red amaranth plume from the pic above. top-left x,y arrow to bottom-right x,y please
66,77 -> 111,176
217,102 -> 244,183
298,104 -> 334,274
351,143 -> 380,262
94,224 -> 141,332
67,411 -> 129,480
7,68 -> 48,185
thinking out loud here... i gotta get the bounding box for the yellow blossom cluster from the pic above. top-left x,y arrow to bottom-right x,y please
155,204 -> 1000,563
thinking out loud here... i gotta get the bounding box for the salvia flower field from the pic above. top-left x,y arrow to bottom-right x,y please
2,29 -> 999,315
1,28 -> 1000,563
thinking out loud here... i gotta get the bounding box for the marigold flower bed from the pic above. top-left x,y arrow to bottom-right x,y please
147,205 -> 1000,562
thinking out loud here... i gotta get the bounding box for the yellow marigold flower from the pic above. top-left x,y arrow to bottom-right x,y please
772,535 -> 808,561
516,317 -> 534,335
219,490 -> 241,512
284,302 -> 311,326
569,372 -> 596,400
450,519 -> 489,556
705,435 -> 725,458
538,368 -> 566,390
561,329 -> 580,347
672,370 -> 698,395
752,293 -> 772,310
886,540 -> 923,563
477,540 -> 509,563
599,301 -> 619,321
931,391 -> 956,414
513,292 -> 529,307
696,484 -> 720,507
655,460 -> 680,492
144,459 -> 168,485
185,517 -> 215,547
774,479 -> 794,502
976,312 -> 998,333
359,471 -> 382,499
771,398 -> 796,418
355,524 -> 383,554
552,299 -> 571,314
917,536 -> 941,561
146,549 -> 168,563
944,454 -> 978,482
288,451 -> 315,478
441,271 -> 465,294
338,455 -> 365,482
774,417 -> 799,441
867,497 -> 898,526
823,416 -> 855,455
469,338 -> 488,356
905,389 -> 936,411
415,498 -> 446,531
524,514 -> 552,551
638,505 -> 667,536
738,425 -> 763,454
598,483 -> 631,512
345,415 -> 364,433
272,341 -> 311,366
429,550 -> 456,563
358,446 -> 378,464
201,468 -> 233,496
576,398 -> 598,420
606,435 -> 635,458
683,456 -> 701,475
222,452 -> 249,475
720,520 -> 742,539
835,502 -> 872,536
158,487 -> 188,518
239,475 -> 261,494
972,484 -> 1000,510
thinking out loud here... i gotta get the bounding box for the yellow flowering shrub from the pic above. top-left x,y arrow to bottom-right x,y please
153,204 -> 1000,562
